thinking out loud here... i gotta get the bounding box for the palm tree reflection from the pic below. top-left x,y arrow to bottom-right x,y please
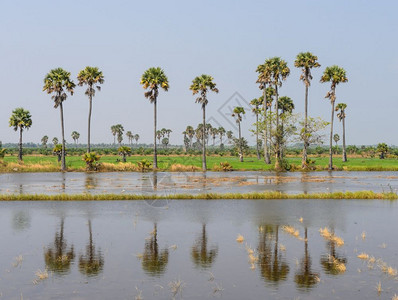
142,223 -> 169,276
191,224 -> 218,269
79,219 -> 104,277
257,225 -> 289,285
44,217 -> 75,274
294,228 -> 319,290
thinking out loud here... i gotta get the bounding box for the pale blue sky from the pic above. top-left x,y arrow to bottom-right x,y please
0,0 -> 397,145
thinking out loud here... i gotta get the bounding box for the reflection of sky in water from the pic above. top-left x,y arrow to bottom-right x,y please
0,200 -> 397,299
1,171 -> 398,195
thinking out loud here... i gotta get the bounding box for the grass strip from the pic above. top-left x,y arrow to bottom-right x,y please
0,191 -> 396,201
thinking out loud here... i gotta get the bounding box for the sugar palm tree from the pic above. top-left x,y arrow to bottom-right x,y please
79,219 -> 104,277
333,134 -> 340,146
41,135 -> 48,149
126,131 -> 133,145
118,146 -> 131,162
189,75 -> 219,171
77,66 -> 104,153
294,52 -> 321,168
218,126 -> 226,147
142,223 -> 169,276
134,134 -> 140,145
278,96 -> 294,157
43,68 -> 75,171
186,126 -> 195,147
226,130 -> 233,143
71,131 -> 80,144
191,224 -> 218,269
250,98 -> 263,160
9,107 -> 32,161
265,57 -> 290,170
52,137 -> 58,146
335,103 -> 347,162
320,66 -> 348,170
140,67 -> 169,170
110,125 -> 117,144
210,127 -> 219,146
256,61 -> 272,164
232,106 -> 246,162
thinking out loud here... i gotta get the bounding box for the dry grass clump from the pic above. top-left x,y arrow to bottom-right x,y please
376,281 -> 382,295
319,227 -> 344,247
1,162 -> 60,172
12,255 -> 23,268
101,162 -> 137,171
357,253 -> 369,260
282,225 -> 300,239
33,269 -> 49,284
236,234 -> 244,243
169,279 -> 185,299
392,294 -> 398,300
170,164 -> 201,172
361,231 -> 366,240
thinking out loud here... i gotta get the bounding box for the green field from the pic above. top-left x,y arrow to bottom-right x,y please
2,154 -> 398,172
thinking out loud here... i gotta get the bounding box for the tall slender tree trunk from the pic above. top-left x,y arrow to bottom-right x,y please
153,99 -> 158,169
60,102 -> 66,171
202,104 -> 207,171
329,91 -> 335,170
87,91 -> 92,153
263,87 -> 271,164
18,128 -> 23,161
302,84 -> 309,168
238,121 -> 243,162
268,103 -> 272,161
342,116 -> 347,162
274,85 -> 282,170
255,108 -> 260,160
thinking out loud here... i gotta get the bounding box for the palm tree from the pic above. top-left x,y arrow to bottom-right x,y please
191,224 -> 218,269
335,103 -> 347,162
77,66 -> 104,153
294,52 -> 321,168
265,57 -> 290,170
142,223 -> 169,276
250,98 -> 263,160
265,87 -> 276,160
189,75 -> 219,171
110,125 -> 117,144
140,67 -> 169,170
134,134 -> 140,145
278,96 -> 294,156
41,135 -> 48,149
113,124 -> 124,146
126,131 -> 133,145
71,131 -> 80,144
226,130 -> 233,143
256,61 -> 272,164
156,130 -> 162,144
9,107 -> 32,161
218,126 -> 226,147
210,127 -> 219,146
186,126 -> 195,147
43,68 -> 75,171
118,146 -> 131,162
161,137 -> 169,148
52,137 -> 58,146
232,106 -> 246,162
320,65 -> 348,170
79,219 -> 104,277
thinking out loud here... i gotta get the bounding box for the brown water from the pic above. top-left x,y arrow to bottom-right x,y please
1,199 -> 398,299
0,171 -> 397,195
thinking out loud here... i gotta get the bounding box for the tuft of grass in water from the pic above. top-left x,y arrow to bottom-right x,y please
376,281 -> 382,295
0,190 -> 397,201
236,234 -> 244,243
361,231 -> 367,240
169,279 -> 185,299
357,253 -> 369,260
392,294 -> 398,300
12,255 -> 23,268
282,225 -> 300,238
33,269 -> 48,284
319,227 -> 344,246
100,162 -> 138,172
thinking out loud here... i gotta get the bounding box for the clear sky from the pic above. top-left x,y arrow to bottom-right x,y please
1,0 -> 397,146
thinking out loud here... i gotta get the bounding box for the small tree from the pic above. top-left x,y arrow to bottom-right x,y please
377,143 -> 388,159
9,107 -> 32,161
53,144 -> 63,162
41,135 -> 49,149
52,137 -> 58,146
161,137 -> 169,149
333,134 -> 340,146
118,146 -> 131,162
83,152 -> 101,171
71,131 -> 80,144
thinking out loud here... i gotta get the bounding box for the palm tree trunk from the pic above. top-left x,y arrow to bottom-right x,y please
342,116 -> 347,162
202,104 -> 207,171
302,85 -> 309,168
88,92 -> 92,153
263,87 -> 271,164
153,99 -> 158,169
60,102 -> 66,171
256,108 -> 260,160
268,104 -> 272,162
329,95 -> 335,170
18,128 -> 23,161
238,121 -> 243,162
274,85 -> 281,170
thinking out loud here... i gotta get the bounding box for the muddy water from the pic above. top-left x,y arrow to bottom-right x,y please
0,171 -> 398,195
0,199 -> 397,299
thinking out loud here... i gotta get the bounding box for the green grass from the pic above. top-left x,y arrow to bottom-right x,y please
0,191 -> 396,201
2,154 -> 398,172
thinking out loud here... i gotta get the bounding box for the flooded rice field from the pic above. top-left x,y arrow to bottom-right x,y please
1,199 -> 398,299
0,171 -> 398,195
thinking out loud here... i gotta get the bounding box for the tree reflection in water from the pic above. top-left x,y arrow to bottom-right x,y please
79,219 -> 104,277
295,228 -> 319,290
44,217 -> 75,274
320,228 -> 347,275
257,225 -> 289,285
191,224 -> 218,269
84,174 -> 98,191
142,223 -> 169,276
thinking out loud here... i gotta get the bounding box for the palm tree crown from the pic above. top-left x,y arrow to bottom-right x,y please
9,108 -> 32,132
77,66 -> 104,96
294,52 -> 321,87
140,67 -> 169,102
335,103 -> 347,121
43,68 -> 75,107
189,74 -> 219,106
